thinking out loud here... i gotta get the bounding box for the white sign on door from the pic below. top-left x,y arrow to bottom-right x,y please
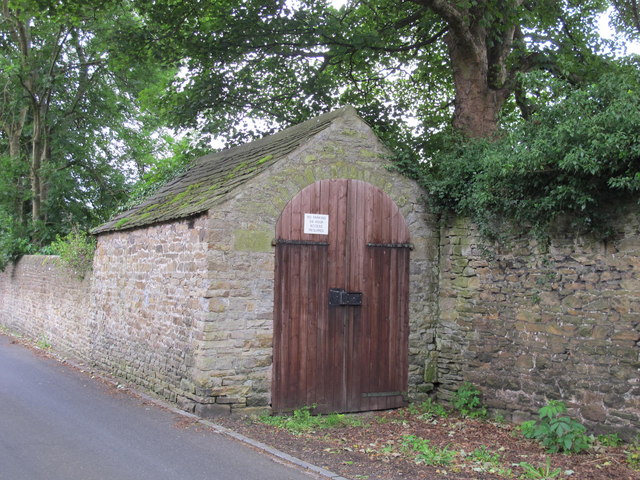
304,213 -> 329,235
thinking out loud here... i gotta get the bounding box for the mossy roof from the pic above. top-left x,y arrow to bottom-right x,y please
93,107 -> 357,234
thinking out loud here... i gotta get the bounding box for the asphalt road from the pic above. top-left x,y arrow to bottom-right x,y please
0,334 -> 316,480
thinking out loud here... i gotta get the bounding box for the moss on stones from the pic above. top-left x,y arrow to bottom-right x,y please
233,229 -> 273,252
114,218 -> 130,229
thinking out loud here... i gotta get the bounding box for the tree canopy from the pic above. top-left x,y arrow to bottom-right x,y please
125,0 -> 640,235
130,0 -> 618,141
1,0 -> 639,268
0,0 -> 172,265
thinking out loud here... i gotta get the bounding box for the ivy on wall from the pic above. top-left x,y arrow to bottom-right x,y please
397,64 -> 640,239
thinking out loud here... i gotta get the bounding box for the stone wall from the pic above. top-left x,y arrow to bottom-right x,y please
0,256 -> 92,355
91,215 -> 210,409
0,116 -> 438,418
437,211 -> 640,439
1,196 -> 638,440
0,216 -> 210,411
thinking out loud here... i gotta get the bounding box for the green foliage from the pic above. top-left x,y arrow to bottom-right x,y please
469,446 -> 501,464
0,211 -> 35,271
626,441 -> 640,470
597,433 -> 623,447
36,334 -> 52,350
452,382 -> 487,419
609,0 -> 640,42
519,458 -> 565,479
3,0 -> 636,250
49,229 -> 96,277
519,401 -> 592,454
407,399 -> 449,420
258,406 -> 362,435
465,446 -> 513,476
414,64 -> 640,239
125,0 -> 615,144
400,435 -> 457,466
1,0 -> 174,252
122,136 -> 199,211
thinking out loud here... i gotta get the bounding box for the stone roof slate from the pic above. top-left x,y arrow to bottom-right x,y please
93,106 -> 357,234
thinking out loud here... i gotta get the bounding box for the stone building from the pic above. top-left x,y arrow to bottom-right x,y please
89,106 -> 438,416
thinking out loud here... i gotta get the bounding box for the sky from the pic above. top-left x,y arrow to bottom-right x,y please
598,8 -> 640,55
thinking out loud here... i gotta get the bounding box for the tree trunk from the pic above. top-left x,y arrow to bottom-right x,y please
446,28 -> 509,138
30,108 -> 43,222
412,0 -> 518,138
446,30 -> 508,138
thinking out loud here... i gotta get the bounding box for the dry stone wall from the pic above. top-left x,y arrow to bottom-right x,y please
437,212 -> 640,439
0,196 -> 638,441
0,216 -> 210,412
91,215 -> 210,408
0,256 -> 91,355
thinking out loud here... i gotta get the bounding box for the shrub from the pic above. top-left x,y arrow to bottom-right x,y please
410,66 -> 640,240
519,400 -> 592,454
453,382 -> 487,419
49,228 -> 96,277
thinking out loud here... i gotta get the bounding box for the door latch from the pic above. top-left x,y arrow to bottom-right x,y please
329,288 -> 363,306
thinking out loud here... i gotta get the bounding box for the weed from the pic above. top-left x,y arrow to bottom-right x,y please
519,400 -> 591,453
452,382 -> 487,419
469,445 -> 500,464
626,442 -> 640,470
407,399 -> 449,420
492,413 -> 506,424
519,458 -> 565,479
258,406 -> 362,434
596,433 -> 623,447
380,442 -> 396,454
374,415 -> 393,424
36,334 -> 51,350
49,228 -> 96,277
420,399 -> 449,419
462,446 -> 513,476
400,435 -> 456,466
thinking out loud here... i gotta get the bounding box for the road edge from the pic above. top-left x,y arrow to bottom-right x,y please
0,330 -> 351,480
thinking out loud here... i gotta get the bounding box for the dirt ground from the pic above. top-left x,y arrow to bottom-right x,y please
216,408 -> 640,480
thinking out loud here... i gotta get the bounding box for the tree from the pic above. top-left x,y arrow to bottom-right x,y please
0,0 -> 169,249
419,61 -> 640,237
125,0 -> 639,236
130,0 -> 614,143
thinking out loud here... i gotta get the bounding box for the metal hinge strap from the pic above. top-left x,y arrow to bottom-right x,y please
362,391 -> 407,398
366,243 -> 413,250
274,239 -> 329,246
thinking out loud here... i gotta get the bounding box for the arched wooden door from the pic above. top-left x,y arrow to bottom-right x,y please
272,179 -> 410,413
